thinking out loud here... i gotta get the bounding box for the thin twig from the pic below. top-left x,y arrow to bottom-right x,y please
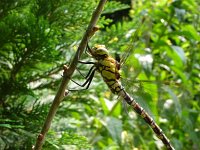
33,0 -> 107,149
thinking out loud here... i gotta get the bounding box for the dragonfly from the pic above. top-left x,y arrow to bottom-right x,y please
69,25 -> 175,150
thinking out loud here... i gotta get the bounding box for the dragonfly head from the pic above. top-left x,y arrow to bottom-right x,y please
91,45 -> 109,60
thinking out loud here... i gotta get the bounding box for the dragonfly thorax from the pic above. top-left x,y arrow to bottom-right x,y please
90,45 -> 122,94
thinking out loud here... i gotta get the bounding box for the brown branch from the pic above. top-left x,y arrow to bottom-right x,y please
33,0 -> 107,149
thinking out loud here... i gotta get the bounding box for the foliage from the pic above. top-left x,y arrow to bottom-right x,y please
43,131 -> 91,150
0,0 -> 200,150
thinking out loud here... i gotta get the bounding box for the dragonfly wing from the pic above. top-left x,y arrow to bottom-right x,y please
120,18 -> 146,67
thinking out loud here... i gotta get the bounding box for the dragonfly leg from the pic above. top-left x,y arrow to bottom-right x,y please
85,65 -> 96,79
85,68 -> 96,89
75,60 -> 95,79
75,65 -> 95,79
76,67 -> 86,78
69,67 -> 96,91
78,60 -> 95,65
86,42 -> 92,56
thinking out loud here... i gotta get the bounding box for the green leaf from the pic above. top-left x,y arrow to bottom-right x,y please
171,45 -> 186,66
103,1 -> 130,14
103,117 -> 122,144
181,25 -> 199,41
163,86 -> 182,117
99,97 -> 109,115
0,124 -> 12,129
170,66 -> 187,83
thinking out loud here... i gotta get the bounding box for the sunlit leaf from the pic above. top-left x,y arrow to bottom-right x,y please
0,124 -> 12,129
163,86 -> 182,117
103,117 -> 122,144
171,45 -> 186,66
99,97 -> 109,115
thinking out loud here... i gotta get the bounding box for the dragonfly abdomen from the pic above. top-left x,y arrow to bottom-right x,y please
105,79 -> 123,94
118,89 -> 174,150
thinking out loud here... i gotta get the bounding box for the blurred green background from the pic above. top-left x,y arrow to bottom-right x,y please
0,0 -> 199,149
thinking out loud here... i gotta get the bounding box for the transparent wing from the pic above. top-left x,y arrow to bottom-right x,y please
121,77 -> 180,119
120,17 -> 146,67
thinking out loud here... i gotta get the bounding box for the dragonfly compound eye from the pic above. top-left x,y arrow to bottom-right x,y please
93,45 -> 109,58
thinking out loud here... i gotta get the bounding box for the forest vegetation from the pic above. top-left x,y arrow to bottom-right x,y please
0,0 -> 200,149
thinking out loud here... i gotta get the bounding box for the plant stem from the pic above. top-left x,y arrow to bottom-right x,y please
33,0 -> 107,149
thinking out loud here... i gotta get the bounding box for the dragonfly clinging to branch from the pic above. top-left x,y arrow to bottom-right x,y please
69,42 -> 175,150
68,17 -> 175,149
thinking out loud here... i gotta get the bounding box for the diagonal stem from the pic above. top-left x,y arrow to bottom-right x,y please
33,0 -> 107,149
